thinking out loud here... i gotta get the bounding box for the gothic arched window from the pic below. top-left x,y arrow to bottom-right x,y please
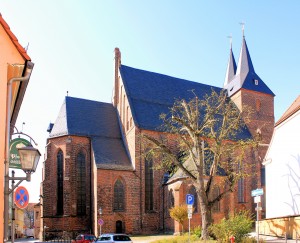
212,186 -> 220,212
57,150 -> 64,215
168,189 -> 174,208
114,179 -> 125,211
145,157 -> 154,211
76,151 -> 86,215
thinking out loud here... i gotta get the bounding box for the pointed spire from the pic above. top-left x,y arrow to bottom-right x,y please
236,24 -> 255,84
224,35 -> 237,87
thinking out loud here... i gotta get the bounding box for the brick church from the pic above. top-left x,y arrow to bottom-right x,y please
42,35 -> 274,238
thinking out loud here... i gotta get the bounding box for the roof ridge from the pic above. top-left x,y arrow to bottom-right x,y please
0,13 -> 31,61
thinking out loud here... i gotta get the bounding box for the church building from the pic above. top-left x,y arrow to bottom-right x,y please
42,34 -> 274,238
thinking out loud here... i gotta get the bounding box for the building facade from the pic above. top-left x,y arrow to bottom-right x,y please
0,13 -> 34,241
43,36 -> 274,237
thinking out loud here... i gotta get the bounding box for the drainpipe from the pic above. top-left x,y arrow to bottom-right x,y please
4,61 -> 34,242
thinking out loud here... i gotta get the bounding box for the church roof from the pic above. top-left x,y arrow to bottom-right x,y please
225,37 -> 274,97
49,96 -> 132,170
120,64 -> 252,140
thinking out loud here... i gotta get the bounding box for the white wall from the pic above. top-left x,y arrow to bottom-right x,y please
265,110 -> 300,218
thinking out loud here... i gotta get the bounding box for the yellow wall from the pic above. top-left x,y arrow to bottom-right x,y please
259,216 -> 300,240
0,23 -> 27,241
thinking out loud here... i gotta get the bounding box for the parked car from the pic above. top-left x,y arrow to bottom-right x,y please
73,234 -> 96,243
96,233 -> 132,243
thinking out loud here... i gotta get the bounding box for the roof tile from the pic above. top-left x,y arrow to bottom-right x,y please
0,13 -> 31,61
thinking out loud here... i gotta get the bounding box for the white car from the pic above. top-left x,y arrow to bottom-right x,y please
96,234 -> 132,243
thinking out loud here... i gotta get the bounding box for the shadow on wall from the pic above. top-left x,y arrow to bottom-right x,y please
283,154 -> 300,215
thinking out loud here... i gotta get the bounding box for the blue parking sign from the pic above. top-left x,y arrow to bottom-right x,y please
186,194 -> 194,205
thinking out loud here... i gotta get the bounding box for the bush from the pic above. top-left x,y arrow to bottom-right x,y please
191,225 -> 202,238
209,211 -> 253,243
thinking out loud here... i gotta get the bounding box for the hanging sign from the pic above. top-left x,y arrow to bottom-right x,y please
9,138 -> 31,169
14,186 -> 29,209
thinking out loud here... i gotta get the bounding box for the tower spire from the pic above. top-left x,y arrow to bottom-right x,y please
224,34 -> 237,87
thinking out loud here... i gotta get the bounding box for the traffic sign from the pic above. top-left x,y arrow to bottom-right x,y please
98,219 -> 104,226
186,194 -> 194,205
188,213 -> 192,219
188,207 -> 193,214
14,186 -> 29,209
254,196 -> 261,203
251,188 -> 263,197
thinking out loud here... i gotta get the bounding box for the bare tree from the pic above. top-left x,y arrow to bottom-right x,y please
143,89 -> 257,239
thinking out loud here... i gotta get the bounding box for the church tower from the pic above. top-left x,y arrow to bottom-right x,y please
224,31 -> 275,146
224,31 -> 275,204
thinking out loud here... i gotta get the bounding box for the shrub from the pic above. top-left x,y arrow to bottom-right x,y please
191,225 -> 202,238
209,210 -> 253,242
169,205 -> 188,233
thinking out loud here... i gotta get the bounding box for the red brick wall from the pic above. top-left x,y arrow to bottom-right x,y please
43,135 -> 92,238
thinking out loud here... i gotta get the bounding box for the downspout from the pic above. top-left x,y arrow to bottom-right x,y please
4,61 -> 34,241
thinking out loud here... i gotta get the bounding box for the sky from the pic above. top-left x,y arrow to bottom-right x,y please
1,1 -> 300,202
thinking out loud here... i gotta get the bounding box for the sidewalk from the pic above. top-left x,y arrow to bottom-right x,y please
249,232 -> 299,242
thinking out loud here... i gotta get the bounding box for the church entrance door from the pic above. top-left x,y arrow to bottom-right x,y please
116,220 -> 123,233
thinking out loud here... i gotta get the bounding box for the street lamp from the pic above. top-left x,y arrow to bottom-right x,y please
8,144 -> 41,243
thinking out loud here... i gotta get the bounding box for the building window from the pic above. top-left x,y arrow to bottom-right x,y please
211,186 -> 220,212
168,189 -> 174,208
126,106 -> 129,130
76,151 -> 86,215
189,186 -> 198,213
256,99 -> 261,112
114,179 -> 125,211
145,158 -> 154,211
57,150 -> 64,215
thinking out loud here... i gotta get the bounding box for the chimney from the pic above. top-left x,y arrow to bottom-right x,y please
114,47 -> 121,106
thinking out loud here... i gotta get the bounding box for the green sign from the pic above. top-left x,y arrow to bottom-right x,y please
9,138 -> 31,169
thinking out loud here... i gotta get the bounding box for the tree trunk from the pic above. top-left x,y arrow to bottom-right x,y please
199,194 -> 212,240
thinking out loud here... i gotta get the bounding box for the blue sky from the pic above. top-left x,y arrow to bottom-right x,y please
1,1 -> 300,202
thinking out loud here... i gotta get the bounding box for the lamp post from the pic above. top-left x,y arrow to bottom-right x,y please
98,208 -> 102,236
8,144 -> 41,243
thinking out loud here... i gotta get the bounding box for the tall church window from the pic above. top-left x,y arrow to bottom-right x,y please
57,150 -> 64,215
114,179 -> 125,211
76,151 -> 86,215
238,162 -> 245,203
211,186 -> 220,212
189,186 -> 198,213
145,157 -> 154,211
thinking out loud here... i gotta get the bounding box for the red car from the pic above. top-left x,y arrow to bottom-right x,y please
73,234 -> 96,243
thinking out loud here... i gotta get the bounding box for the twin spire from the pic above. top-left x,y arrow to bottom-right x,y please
223,28 -> 274,97
224,31 -> 255,87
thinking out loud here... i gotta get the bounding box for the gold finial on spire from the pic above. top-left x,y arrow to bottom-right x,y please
239,22 -> 245,37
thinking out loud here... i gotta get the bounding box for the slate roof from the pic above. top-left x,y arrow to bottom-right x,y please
224,37 -> 274,97
49,96 -> 132,170
0,13 -> 31,61
120,65 -> 252,140
224,46 -> 237,86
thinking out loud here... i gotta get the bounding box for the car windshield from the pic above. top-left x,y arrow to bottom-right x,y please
98,236 -> 111,241
84,235 -> 96,240
113,235 -> 131,241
